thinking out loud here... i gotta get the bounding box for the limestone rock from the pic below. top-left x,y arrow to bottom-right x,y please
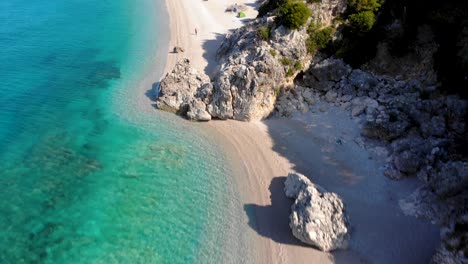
310,0 -> 348,26
210,20 -> 310,121
187,99 -> 211,121
284,173 -> 349,251
156,58 -> 212,118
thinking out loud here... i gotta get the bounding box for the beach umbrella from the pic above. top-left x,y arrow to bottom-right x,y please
238,12 -> 246,18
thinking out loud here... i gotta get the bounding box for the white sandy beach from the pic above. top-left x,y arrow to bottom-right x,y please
160,0 -> 440,263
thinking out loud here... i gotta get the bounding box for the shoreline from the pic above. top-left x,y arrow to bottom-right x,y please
161,0 -> 335,262
159,0 -> 440,263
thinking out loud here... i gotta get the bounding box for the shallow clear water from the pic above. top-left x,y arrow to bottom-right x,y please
0,0 -> 245,262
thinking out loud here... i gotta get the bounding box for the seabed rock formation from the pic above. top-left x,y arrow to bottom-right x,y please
284,173 -> 349,252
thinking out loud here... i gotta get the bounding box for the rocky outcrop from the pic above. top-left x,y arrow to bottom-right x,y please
310,0 -> 347,26
156,59 -> 213,121
208,18 -> 311,121
284,173 -> 349,251
277,56 -> 468,260
431,213 -> 468,264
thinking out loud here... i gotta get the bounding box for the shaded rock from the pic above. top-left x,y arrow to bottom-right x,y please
420,115 -> 446,138
284,173 -> 349,251
303,58 -> 351,91
422,162 -> 468,198
187,99 -> 211,121
348,70 -> 378,91
431,214 -> 468,264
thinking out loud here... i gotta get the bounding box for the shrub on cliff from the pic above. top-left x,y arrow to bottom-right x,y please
348,0 -> 382,12
277,1 -> 311,30
258,0 -> 286,17
306,26 -> 334,53
258,25 -> 272,40
349,11 -> 376,32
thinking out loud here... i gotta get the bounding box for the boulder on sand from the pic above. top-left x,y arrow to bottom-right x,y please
284,173 -> 350,251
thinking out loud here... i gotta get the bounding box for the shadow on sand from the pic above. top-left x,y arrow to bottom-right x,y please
244,176 -> 306,247
243,109 -> 441,264
144,82 -> 160,109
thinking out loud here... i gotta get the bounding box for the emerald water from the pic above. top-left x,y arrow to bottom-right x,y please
0,0 -> 246,262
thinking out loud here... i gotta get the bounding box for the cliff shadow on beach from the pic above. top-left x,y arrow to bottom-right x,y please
260,109 -> 440,264
201,33 -> 225,78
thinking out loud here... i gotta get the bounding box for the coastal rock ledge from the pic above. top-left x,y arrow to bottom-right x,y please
284,173 -> 350,251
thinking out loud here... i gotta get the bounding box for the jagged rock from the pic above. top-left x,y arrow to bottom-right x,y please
431,214 -> 468,264
325,90 -> 338,102
420,115 -> 446,137
390,136 -> 447,175
187,99 -> 211,121
303,58 -> 351,91
310,0 -> 348,26
420,162 -> 468,198
156,59 -> 213,118
284,173 -> 349,251
348,70 -> 378,91
210,20 -> 311,121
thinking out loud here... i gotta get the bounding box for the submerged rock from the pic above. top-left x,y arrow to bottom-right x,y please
284,173 -> 349,251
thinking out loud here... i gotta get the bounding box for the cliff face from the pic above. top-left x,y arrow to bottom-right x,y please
157,0 -> 347,121
208,18 -> 310,121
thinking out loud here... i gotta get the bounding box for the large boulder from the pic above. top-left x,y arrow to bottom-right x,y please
187,99 -> 211,121
284,173 -> 349,251
156,59 -> 213,119
209,19 -> 311,121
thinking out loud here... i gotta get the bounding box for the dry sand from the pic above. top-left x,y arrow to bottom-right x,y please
161,0 -> 440,263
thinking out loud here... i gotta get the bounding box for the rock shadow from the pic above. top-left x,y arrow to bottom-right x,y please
243,176 -> 306,247
201,32 -> 226,78
145,82 -> 160,109
261,110 -> 441,264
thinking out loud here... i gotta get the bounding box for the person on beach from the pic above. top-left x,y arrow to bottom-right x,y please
195,28 -> 197,36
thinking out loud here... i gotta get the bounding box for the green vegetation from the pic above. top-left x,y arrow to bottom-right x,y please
348,0 -> 381,12
286,68 -> 295,77
258,25 -> 272,40
258,0 -> 286,17
274,86 -> 281,97
270,49 -> 277,57
277,1 -> 311,30
294,61 -> 302,71
346,0 -> 382,32
279,57 -> 292,66
306,24 -> 334,53
349,11 -> 376,32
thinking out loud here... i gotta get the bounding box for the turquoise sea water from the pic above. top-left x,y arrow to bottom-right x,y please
0,0 -> 246,262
